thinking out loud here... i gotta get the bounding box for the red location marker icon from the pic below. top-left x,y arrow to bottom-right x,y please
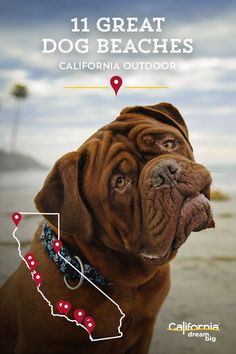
62,301 -> 71,316
74,309 -> 86,324
52,239 -> 62,253
56,300 -> 64,314
25,253 -> 38,271
33,272 -> 42,286
12,212 -> 22,227
110,76 -> 122,95
84,316 -> 96,334
56,300 -> 71,315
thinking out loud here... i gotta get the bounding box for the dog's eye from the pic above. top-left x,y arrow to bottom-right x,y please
162,139 -> 176,150
115,176 -> 126,189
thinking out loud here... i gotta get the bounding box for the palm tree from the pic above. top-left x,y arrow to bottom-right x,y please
10,83 -> 29,152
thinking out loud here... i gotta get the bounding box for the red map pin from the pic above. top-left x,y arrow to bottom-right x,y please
25,253 -> 38,271
12,212 -> 22,227
84,316 -> 96,334
74,309 -> 86,324
56,300 -> 71,315
56,300 -> 64,314
33,272 -> 42,286
52,239 -> 62,253
110,76 -> 122,95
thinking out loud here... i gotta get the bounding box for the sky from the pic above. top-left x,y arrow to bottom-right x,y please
0,0 -> 236,166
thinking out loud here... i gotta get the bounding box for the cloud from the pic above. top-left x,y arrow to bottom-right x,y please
1,0 -> 235,24
0,1 -> 235,165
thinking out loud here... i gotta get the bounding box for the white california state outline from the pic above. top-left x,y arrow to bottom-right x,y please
12,211 -> 125,341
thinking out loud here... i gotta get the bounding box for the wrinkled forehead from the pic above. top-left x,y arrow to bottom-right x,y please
128,118 -> 186,145
98,114 -> 192,152
83,115 -> 193,175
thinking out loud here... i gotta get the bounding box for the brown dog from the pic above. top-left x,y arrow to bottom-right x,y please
0,103 -> 214,354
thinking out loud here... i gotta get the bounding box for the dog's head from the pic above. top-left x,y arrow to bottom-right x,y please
35,103 -> 214,266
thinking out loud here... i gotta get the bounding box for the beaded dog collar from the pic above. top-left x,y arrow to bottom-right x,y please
40,222 -> 110,289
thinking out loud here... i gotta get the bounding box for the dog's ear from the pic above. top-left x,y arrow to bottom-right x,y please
120,102 -> 191,148
147,102 -> 189,137
34,150 -> 93,242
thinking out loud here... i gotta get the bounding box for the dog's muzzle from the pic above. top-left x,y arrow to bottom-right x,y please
138,157 -> 215,264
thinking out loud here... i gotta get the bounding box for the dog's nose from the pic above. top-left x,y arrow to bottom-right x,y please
149,159 -> 179,187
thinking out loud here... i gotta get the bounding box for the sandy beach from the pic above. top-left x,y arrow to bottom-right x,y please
0,168 -> 235,354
